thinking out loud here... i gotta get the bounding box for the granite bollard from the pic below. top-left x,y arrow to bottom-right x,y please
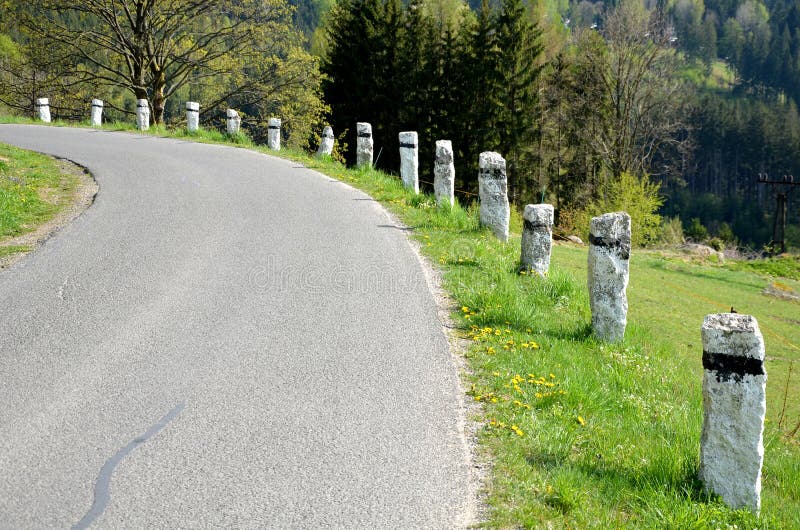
434,140 -> 455,207
356,122 -> 373,167
268,117 -> 281,151
699,313 -> 766,514
521,204 -> 554,275
36,98 -> 51,123
90,99 -> 103,127
399,131 -> 419,193
186,102 -> 200,132
317,126 -> 334,157
226,109 -> 241,135
588,211 -> 631,341
136,99 -> 150,130
478,152 -> 510,241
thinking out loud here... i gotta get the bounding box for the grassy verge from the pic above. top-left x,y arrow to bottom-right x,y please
0,142 -> 82,261
2,119 -> 799,527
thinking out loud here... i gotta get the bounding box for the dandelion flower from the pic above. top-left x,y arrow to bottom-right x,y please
577,416 -> 586,426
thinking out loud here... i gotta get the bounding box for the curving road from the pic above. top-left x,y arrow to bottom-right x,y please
0,125 -> 472,528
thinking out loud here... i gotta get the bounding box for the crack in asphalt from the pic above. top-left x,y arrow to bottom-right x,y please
72,403 -> 185,529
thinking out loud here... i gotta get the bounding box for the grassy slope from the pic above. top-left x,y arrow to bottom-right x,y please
3,118 -> 799,527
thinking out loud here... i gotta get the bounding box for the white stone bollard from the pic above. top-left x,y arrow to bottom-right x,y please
268,117 -> 281,151
478,152 -> 510,241
317,126 -> 334,157
356,122 -> 373,168
399,131 -> 419,193
521,204 -> 554,275
588,212 -> 631,341
136,99 -> 150,131
434,140 -> 455,207
36,98 -> 51,123
226,109 -> 241,135
90,99 -> 103,127
186,102 -> 200,132
699,313 -> 766,514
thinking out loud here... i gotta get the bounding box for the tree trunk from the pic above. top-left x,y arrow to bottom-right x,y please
151,69 -> 166,125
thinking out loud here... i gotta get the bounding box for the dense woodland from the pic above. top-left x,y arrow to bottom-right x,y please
1,0 -> 799,249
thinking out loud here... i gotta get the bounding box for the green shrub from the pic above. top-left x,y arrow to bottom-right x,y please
685,217 -> 709,242
574,171 -> 664,247
659,216 -> 685,246
707,237 -> 725,251
716,222 -> 736,244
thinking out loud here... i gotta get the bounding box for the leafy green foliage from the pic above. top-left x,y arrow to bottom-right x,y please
575,171 -> 664,247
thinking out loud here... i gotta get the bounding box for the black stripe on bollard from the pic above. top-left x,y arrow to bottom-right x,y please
92,104 -> 103,108
268,126 -> 280,130
358,133 -> 372,138
186,109 -> 199,113
399,143 -> 417,149
322,135 -> 334,139
523,220 -> 549,231
588,234 -> 631,259
702,350 -> 765,383
137,104 -> 148,108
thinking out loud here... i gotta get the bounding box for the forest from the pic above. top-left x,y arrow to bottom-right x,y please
1,0 -> 799,250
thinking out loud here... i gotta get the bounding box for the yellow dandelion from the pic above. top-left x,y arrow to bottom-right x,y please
577,416 -> 586,426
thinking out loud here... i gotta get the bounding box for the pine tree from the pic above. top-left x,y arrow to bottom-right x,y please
322,0 -> 401,166
494,0 -> 544,202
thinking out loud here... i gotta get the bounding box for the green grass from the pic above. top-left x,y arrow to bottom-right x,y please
2,117 -> 799,527
0,244 -> 31,257
725,255 -> 800,281
0,142 -> 77,239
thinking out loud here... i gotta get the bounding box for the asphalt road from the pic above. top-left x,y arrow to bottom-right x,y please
0,125 -> 472,528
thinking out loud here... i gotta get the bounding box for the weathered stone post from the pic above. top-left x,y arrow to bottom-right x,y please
36,98 -> 51,123
268,117 -> 281,151
521,204 -> 554,275
317,126 -> 334,157
399,131 -> 419,193
434,140 -> 455,207
699,313 -> 766,514
226,109 -> 241,135
478,152 -> 510,241
136,99 -> 150,131
186,102 -> 200,132
588,212 -> 631,341
356,122 -> 373,168
90,99 -> 103,127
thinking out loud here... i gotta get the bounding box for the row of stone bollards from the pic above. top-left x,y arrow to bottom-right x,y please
33,98 -> 286,150
452,142 -> 766,515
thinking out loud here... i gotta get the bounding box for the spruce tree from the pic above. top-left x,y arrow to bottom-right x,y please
494,0 -> 544,203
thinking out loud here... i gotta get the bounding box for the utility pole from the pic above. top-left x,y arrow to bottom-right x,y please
757,173 -> 799,254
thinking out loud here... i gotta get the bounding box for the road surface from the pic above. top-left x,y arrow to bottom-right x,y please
0,125 -> 472,528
